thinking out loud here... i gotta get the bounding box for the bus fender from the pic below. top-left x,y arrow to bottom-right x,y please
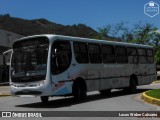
72,77 -> 87,91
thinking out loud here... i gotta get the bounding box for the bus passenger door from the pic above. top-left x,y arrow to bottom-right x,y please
51,40 -> 72,95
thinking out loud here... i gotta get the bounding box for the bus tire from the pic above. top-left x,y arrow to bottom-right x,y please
72,79 -> 87,101
128,78 -> 137,93
99,89 -> 111,96
41,96 -> 49,103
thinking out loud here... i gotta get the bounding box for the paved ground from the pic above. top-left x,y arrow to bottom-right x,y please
0,86 -> 10,96
0,84 -> 160,120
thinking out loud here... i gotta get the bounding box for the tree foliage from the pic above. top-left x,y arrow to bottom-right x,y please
155,49 -> 160,64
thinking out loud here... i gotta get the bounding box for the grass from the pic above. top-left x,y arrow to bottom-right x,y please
146,89 -> 160,99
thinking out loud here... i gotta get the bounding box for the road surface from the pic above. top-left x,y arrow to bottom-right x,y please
0,83 -> 160,120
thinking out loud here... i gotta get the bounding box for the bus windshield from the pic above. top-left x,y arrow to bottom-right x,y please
11,37 -> 49,82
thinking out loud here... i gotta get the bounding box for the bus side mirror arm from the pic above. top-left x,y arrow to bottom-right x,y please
3,49 -> 13,66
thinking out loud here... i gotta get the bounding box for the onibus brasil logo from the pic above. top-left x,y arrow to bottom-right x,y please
144,1 -> 159,17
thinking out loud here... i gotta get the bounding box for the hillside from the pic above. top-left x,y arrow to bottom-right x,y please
0,14 -> 99,38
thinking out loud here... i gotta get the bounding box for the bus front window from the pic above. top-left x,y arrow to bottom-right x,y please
11,37 -> 49,82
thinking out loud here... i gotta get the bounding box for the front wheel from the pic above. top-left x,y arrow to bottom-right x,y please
41,96 -> 49,103
73,81 -> 87,102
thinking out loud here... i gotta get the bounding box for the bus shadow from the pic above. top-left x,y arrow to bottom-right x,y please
16,88 -> 151,108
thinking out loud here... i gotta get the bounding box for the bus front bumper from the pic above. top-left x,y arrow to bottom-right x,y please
10,81 -> 52,97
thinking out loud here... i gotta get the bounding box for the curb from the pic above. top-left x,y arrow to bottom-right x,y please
152,80 -> 160,84
0,93 -> 11,97
141,91 -> 160,106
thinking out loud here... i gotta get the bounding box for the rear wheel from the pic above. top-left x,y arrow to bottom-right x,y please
129,79 -> 137,93
41,96 -> 49,103
123,78 -> 137,93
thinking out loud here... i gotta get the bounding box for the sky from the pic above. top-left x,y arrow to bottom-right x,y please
0,0 -> 160,31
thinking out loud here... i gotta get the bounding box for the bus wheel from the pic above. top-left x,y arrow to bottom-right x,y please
41,96 -> 49,103
99,89 -> 111,96
73,80 -> 87,101
128,79 -> 137,93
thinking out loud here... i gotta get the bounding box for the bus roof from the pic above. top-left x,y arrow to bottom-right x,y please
14,34 -> 153,49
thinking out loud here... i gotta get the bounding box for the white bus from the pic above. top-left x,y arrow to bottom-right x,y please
10,34 -> 156,103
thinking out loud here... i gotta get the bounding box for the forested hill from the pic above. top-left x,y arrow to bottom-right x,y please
0,14 -> 99,38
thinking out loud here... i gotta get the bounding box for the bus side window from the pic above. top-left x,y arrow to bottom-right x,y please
101,44 -> 115,63
88,44 -> 102,64
73,42 -> 89,63
115,46 -> 128,63
147,49 -> 154,63
127,47 -> 138,64
138,48 -> 147,64
51,41 -> 71,75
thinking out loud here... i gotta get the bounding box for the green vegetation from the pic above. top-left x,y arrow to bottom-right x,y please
146,89 -> 160,99
155,48 -> 160,64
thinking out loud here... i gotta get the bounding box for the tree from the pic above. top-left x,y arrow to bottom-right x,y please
97,25 -> 111,39
97,22 -> 129,41
133,23 -> 157,45
149,30 -> 160,48
155,50 -> 160,64
109,22 -> 127,38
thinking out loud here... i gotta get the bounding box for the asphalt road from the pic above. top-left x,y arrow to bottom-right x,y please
0,83 -> 160,120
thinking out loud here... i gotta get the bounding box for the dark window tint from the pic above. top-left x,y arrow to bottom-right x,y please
73,42 -> 89,63
101,45 -> 115,63
127,47 -> 138,63
115,46 -> 128,63
51,41 -> 71,75
11,42 -> 48,82
147,49 -> 154,63
138,48 -> 147,63
88,44 -> 102,63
